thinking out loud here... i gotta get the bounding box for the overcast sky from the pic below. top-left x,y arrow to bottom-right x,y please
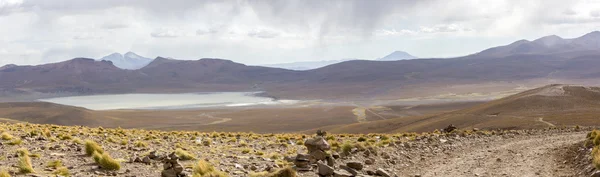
0,0 -> 599,66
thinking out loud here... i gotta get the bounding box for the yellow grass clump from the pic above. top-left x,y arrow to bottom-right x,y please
17,149 -> 34,174
191,160 -> 228,177
1,132 -> 13,140
97,152 -> 121,171
0,169 -> 10,177
84,140 -> 104,156
175,148 -> 196,160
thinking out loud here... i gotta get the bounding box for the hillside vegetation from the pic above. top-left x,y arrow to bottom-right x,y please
0,122 -> 587,176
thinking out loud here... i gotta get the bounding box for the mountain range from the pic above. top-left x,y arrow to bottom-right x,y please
2,31 -> 600,101
262,51 -> 417,70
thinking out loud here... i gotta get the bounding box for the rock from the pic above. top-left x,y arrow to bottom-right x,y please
148,151 -> 158,159
340,165 -> 358,176
326,156 -> 335,167
161,168 -> 177,177
295,154 -> 311,161
333,170 -> 353,177
443,124 -> 457,133
376,168 -> 391,177
332,152 -> 340,159
142,156 -> 151,164
134,157 -> 142,163
311,150 -> 327,161
173,163 -> 184,174
366,170 -> 376,175
346,161 -> 364,170
365,158 -> 375,165
294,160 -> 310,168
317,162 -> 334,176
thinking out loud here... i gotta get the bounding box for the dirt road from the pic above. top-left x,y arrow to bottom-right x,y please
404,132 -> 585,177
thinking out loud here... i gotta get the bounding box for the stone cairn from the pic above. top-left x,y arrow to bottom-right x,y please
294,130 -> 335,171
161,152 -> 188,177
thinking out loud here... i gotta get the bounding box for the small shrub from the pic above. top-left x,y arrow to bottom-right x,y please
18,153 -> 34,173
0,169 -> 10,177
134,141 -> 148,148
1,132 -> 13,140
202,139 -> 212,146
98,153 -> 121,171
58,133 -> 72,140
241,148 -> 251,154
357,137 -> 367,142
8,139 -> 23,145
263,167 -> 297,177
175,148 -> 196,160
53,167 -> 70,176
191,160 -> 227,177
84,140 -> 104,156
46,160 -> 63,169
72,138 -> 83,144
92,151 -> 102,163
340,142 -> 353,155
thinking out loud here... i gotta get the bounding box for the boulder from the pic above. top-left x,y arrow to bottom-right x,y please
333,170 -> 353,177
317,162 -> 334,176
346,161 -> 364,170
340,165 -> 358,176
161,168 -> 177,177
376,168 -> 391,177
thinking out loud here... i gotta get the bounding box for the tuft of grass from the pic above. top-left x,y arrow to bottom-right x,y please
340,142 -> 354,155
202,138 -> 212,146
58,133 -> 72,140
92,151 -> 102,163
175,148 -> 196,160
251,167 -> 297,177
0,169 -> 10,177
134,141 -> 148,148
8,139 -> 23,145
191,160 -> 227,177
1,132 -> 13,140
84,140 -> 104,156
53,167 -> 70,176
46,160 -> 63,169
357,137 -> 367,142
97,152 -> 121,171
17,152 -> 34,174
241,148 -> 251,154
72,138 -> 83,144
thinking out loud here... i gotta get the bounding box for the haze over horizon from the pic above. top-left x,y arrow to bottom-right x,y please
1,0 -> 600,66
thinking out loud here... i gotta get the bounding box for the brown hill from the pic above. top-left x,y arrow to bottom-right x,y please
0,102 -> 108,126
319,84 -> 600,133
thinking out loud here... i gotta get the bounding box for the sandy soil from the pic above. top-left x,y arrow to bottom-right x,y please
403,132 -> 585,177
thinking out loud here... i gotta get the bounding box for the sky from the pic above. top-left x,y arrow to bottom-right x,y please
0,0 -> 600,66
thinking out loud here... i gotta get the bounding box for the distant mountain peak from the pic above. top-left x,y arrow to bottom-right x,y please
377,51 -> 418,61
533,35 -> 567,47
98,52 -> 153,70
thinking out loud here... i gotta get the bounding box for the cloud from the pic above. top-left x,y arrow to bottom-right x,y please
591,10 -> 600,18
562,9 -> 577,15
101,22 -> 130,29
419,24 -> 474,33
195,28 -> 219,35
150,28 -> 186,38
73,32 -> 102,40
2,0 -> 600,65
0,0 -> 24,15
373,29 -> 416,36
247,29 -> 280,38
